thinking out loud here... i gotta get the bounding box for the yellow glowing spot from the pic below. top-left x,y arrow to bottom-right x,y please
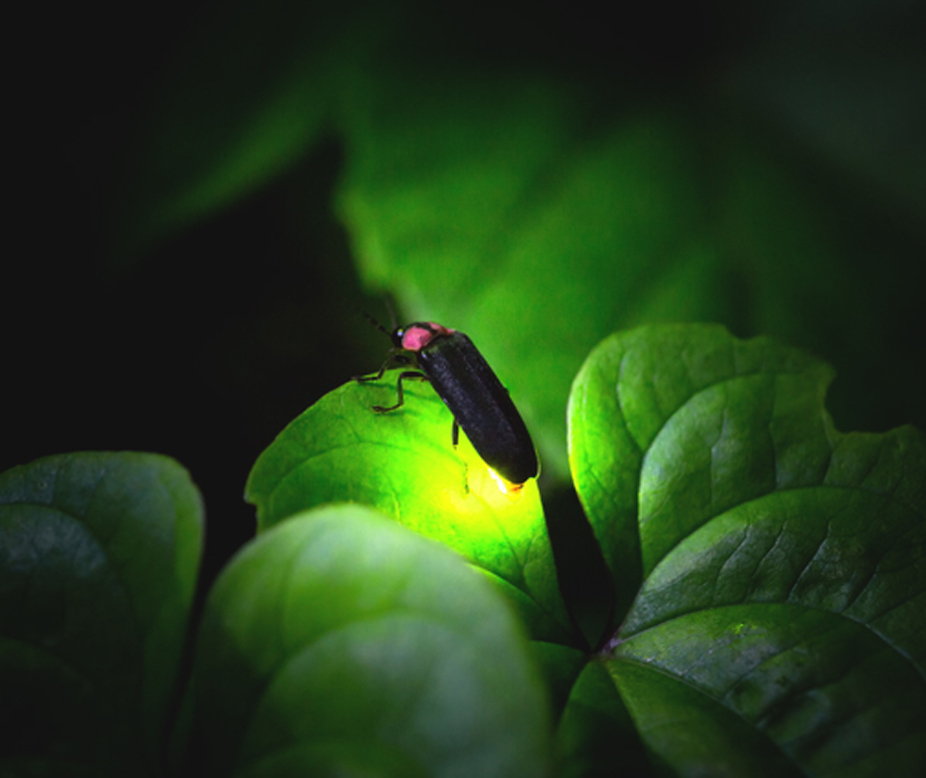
488,467 -> 522,495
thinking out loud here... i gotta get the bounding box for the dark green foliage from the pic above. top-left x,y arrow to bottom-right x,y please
568,326 -> 926,774
3,327 -> 923,775
0,453 -> 203,776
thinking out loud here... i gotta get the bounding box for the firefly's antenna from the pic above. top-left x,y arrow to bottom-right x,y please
359,309 -> 391,338
358,293 -> 400,337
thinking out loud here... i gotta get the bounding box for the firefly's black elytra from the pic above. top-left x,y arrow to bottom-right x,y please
357,321 -> 538,485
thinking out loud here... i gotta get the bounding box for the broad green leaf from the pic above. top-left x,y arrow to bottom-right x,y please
566,324 -> 926,775
556,661 -> 651,778
245,376 -> 573,644
191,503 -> 553,777
0,452 -> 204,776
568,323 -> 829,614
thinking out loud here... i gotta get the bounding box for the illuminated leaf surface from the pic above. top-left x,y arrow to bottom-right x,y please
564,324 -> 926,775
192,504 -> 553,777
245,376 -> 572,643
0,452 -> 204,776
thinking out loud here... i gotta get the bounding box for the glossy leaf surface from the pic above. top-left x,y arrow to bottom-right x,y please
565,325 -> 926,775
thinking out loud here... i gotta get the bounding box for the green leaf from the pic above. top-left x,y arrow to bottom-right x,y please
191,503 -> 553,777
566,324 -> 926,775
0,452 -> 204,776
556,660 -> 651,778
245,377 -> 573,644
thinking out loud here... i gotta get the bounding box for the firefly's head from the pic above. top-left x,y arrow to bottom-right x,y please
393,322 -> 455,353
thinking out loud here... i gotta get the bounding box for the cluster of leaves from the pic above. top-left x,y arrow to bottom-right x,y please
6,1 -> 924,774
3,324 -> 924,775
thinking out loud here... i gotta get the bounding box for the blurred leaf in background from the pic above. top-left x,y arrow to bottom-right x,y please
112,0 -> 924,486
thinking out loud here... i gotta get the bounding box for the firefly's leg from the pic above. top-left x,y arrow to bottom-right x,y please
353,350 -> 411,383
373,370 -> 428,413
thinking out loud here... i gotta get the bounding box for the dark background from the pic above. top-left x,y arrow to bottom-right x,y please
9,3 -> 371,582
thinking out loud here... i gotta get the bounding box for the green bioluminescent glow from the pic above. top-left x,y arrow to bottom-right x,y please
245,373 -> 571,642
